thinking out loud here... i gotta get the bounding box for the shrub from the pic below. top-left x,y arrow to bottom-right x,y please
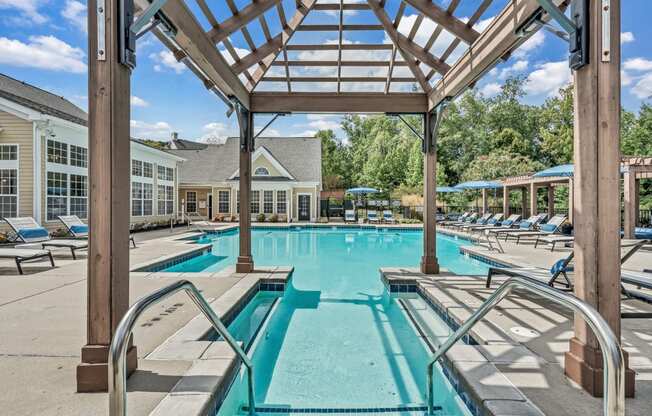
256,213 -> 266,222
269,214 -> 278,223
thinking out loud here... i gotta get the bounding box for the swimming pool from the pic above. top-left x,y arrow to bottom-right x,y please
189,228 -> 487,415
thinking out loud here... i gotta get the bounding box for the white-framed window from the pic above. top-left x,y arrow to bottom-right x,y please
166,167 -> 174,181
157,185 -> 166,215
158,185 -> 174,215
131,182 -> 143,216
186,191 -> 197,213
70,145 -> 87,168
47,140 -> 67,164
254,167 -> 269,176
143,162 -> 153,178
143,183 -> 153,215
236,190 -> 240,214
218,190 -> 230,213
131,160 -> 143,177
47,172 -> 68,220
276,190 -> 287,214
0,168 -> 18,218
157,165 -> 166,180
70,174 -> 88,219
263,190 -> 273,214
0,145 -> 17,161
250,190 -> 260,214
157,166 -> 174,181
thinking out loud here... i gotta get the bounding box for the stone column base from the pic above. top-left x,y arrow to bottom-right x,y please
564,337 -> 635,397
236,256 -> 254,273
420,256 -> 439,275
77,343 -> 137,392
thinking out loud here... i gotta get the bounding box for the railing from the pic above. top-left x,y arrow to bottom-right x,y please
425,275 -> 625,416
109,280 -> 255,416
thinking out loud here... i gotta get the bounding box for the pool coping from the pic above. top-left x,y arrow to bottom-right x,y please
381,267 -> 545,416
147,266 -> 293,416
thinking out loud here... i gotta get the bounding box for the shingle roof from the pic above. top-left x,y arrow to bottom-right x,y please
167,137 -> 321,184
0,73 -> 87,126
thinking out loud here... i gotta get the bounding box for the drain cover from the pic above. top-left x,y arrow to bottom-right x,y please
510,326 -> 540,338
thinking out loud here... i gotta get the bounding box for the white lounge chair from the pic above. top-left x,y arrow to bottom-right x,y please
344,209 -> 356,223
486,252 -> 574,290
471,214 -> 521,234
0,248 -> 55,274
507,214 -> 567,244
534,234 -> 574,251
58,215 -> 136,248
464,213 -> 504,232
367,210 -> 380,224
382,210 -> 396,224
5,217 -> 89,259
457,212 -> 493,231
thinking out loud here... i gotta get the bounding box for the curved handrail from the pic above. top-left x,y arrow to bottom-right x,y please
426,275 -> 625,416
108,280 -> 255,416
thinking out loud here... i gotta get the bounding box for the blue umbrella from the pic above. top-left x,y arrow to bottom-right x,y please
454,180 -> 502,190
533,164 -> 574,178
437,186 -> 462,193
346,187 -> 379,194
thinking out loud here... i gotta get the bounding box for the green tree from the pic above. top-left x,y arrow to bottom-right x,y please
538,84 -> 574,165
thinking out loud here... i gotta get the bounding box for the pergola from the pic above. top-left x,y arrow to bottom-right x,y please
80,0 -> 634,399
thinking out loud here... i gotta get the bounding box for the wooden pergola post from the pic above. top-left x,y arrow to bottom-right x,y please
547,185 -> 555,216
521,187 -> 528,217
421,111 -> 439,275
623,170 -> 637,239
564,0 -> 635,397
77,0 -> 136,392
568,178 -> 574,223
529,183 -> 537,216
502,186 -> 510,216
236,105 -> 255,273
481,188 -> 489,214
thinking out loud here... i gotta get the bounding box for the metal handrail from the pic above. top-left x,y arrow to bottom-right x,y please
109,280 -> 255,416
426,275 -> 625,416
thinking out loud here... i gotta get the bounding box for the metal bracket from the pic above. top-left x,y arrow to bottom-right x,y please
97,0 -> 106,60
601,0 -> 611,62
254,113 -> 289,139
423,97 -> 451,154
119,0 -> 175,69
234,101 -> 254,153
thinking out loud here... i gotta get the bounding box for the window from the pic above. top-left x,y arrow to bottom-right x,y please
250,191 -> 260,214
47,172 -> 68,220
0,169 -> 17,217
236,190 -> 240,214
70,174 -> 87,219
186,191 -> 197,213
47,140 -> 67,164
263,190 -> 273,214
157,185 -> 166,215
254,167 -> 269,176
70,145 -> 87,167
131,182 -> 143,216
218,191 -> 230,214
142,183 -> 153,215
158,165 -> 174,181
0,145 -> 17,161
276,190 -> 287,214
157,185 -> 175,215
166,167 -> 174,181
131,160 -> 143,177
143,162 -> 153,178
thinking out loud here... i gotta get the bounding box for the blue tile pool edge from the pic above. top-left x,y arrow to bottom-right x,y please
132,245 -> 214,272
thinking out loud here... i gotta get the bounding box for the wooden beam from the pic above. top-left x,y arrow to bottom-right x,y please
428,0 -> 568,109
367,0 -> 437,91
297,24 -> 384,31
403,0 -> 479,44
314,3 -> 370,10
287,44 -> 393,50
135,0 -> 250,107
263,76 -> 414,82
232,36 -> 282,73
251,92 -> 427,113
424,0 -> 461,53
248,0 -> 317,90
207,0 -> 281,44
421,113 -> 439,274
270,60 -> 407,67
385,46 -> 397,94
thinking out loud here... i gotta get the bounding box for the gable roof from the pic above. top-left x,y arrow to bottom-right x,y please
0,73 -> 87,126
167,137 -> 321,184
229,145 -> 296,180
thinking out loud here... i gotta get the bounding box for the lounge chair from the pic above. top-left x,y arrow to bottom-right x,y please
382,210 -> 396,224
506,214 -> 567,244
344,209 -> 356,223
0,248 -> 55,274
367,210 -> 380,224
471,214 -> 520,234
445,212 -> 478,229
5,217 -> 88,260
440,212 -> 469,226
58,215 -> 136,248
464,213 -> 504,232
488,215 -> 541,237
458,212 -> 492,231
534,234 -> 574,251
486,252 -> 574,290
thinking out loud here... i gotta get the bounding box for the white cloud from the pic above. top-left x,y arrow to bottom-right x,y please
513,30 -> 545,59
621,32 -> 635,44
524,61 -> 572,96
199,122 -> 236,143
130,120 -> 174,139
623,57 -> 652,72
0,0 -> 47,24
62,1 -> 87,33
0,35 -> 87,73
497,60 -> 528,79
219,47 -> 250,65
130,96 -> 149,107
631,73 -> 652,99
622,70 -> 633,87
150,50 -> 186,73
292,130 -> 317,137
480,82 -> 502,97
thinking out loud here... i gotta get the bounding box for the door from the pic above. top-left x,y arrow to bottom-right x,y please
207,193 -> 213,219
298,194 -> 311,221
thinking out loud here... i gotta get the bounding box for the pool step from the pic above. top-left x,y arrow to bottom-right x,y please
242,404 -> 440,414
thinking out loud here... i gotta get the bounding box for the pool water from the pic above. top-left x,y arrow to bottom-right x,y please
199,228 -> 487,415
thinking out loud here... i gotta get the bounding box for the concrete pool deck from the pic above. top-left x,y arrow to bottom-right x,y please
0,222 -> 650,415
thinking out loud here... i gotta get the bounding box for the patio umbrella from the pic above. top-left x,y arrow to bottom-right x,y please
533,164 -> 575,178
346,187 -> 379,194
437,186 -> 462,193
454,181 -> 502,212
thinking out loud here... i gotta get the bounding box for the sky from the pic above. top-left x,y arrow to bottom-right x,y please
1,0 -> 651,143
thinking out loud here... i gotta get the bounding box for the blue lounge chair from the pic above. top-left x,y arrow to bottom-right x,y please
382,210 -> 396,224
486,252 -> 574,290
464,213 -> 504,232
344,209 -> 356,223
367,210 -> 380,224
471,214 -> 521,234
58,215 -> 136,248
457,212 -> 493,231
5,217 -> 89,259
507,214 -> 567,244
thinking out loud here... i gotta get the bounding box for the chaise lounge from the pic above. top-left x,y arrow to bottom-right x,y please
5,217 -> 89,260
0,247 -> 55,275
58,215 -> 137,248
